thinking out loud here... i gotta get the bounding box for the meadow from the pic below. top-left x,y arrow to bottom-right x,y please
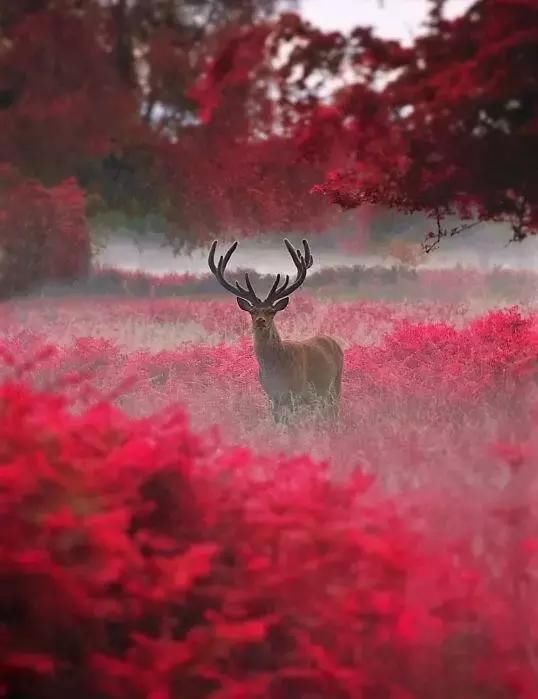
1,265 -> 538,698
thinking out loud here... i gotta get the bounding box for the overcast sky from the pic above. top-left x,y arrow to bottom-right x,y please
301,0 -> 475,42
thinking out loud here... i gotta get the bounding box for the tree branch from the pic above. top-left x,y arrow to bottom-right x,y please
422,210 -> 480,254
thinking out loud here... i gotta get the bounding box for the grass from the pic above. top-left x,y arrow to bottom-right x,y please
1,275 -> 538,696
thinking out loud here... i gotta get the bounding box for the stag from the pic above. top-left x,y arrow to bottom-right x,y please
208,239 -> 343,423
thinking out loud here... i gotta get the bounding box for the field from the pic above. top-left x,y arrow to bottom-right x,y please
2,267 -> 538,697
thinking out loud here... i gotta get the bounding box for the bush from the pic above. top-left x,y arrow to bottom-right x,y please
0,371 -> 537,698
0,165 -> 91,298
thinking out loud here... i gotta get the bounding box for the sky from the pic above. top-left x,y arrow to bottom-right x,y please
301,0 -> 476,42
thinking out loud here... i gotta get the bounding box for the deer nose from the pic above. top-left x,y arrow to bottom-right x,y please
255,317 -> 267,327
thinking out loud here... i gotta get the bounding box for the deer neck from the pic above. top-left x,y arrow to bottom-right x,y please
253,324 -> 284,367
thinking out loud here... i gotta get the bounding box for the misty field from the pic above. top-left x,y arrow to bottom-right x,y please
2,277 -> 538,509
2,281 -> 537,520
2,274 -> 538,697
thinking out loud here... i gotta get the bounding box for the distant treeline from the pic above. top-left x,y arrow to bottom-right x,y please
34,265 -> 538,305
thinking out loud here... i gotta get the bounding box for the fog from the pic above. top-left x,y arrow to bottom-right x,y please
96,223 -> 538,276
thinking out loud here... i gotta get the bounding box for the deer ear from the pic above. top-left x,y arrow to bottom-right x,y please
236,297 -> 253,312
272,297 -> 289,312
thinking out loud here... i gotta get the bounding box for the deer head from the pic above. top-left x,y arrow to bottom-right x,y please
208,239 -> 313,331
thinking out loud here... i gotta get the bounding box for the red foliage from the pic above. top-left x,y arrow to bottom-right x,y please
0,5 -> 135,183
0,368 -> 537,699
315,0 -> 538,244
1,2 -> 535,248
0,166 -> 91,297
1,293 -> 538,696
177,13 -> 356,238
190,23 -> 273,126
164,128 -> 334,240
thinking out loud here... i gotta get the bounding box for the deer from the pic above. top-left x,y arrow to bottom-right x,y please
208,238 -> 344,424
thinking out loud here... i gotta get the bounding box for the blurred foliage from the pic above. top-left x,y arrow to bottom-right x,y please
0,0 -> 536,295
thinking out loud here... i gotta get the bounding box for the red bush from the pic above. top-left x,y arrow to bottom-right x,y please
0,368 -> 537,698
0,166 -> 91,297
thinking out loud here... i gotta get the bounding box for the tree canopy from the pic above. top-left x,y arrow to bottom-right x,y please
313,0 -> 538,248
0,0 -> 536,293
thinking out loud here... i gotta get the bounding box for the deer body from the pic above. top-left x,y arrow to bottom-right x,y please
255,327 -> 342,421
208,239 -> 344,423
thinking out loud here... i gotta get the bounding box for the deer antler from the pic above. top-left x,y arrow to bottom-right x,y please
264,239 -> 313,305
208,239 -> 313,308
208,241 -> 261,306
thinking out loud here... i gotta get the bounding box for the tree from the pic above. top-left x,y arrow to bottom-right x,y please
314,0 -> 538,248
178,13 -> 357,240
0,3 -> 136,185
0,0 -> 323,278
1,0 -> 536,264
0,0 -> 300,233
0,166 -> 91,297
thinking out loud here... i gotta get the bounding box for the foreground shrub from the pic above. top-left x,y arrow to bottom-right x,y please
0,165 -> 90,298
0,377 -> 537,698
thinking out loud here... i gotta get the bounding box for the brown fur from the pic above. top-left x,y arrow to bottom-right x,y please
251,309 -> 344,423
